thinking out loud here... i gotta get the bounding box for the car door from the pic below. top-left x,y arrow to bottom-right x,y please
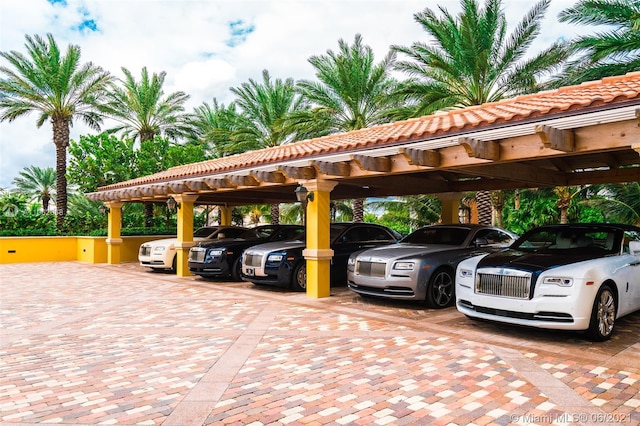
621,235 -> 640,312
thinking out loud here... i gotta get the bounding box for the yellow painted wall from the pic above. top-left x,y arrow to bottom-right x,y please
0,236 -> 171,264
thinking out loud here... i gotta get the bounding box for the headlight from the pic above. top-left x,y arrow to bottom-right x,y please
393,261 -> 415,270
209,249 -> 224,256
347,257 -> 356,266
152,246 -> 166,254
543,276 -> 573,287
267,253 -> 284,262
459,268 -> 474,278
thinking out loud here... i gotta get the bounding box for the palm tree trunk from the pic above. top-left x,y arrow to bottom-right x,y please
144,203 -> 154,228
476,190 -> 492,225
270,203 -> 280,224
353,198 -> 364,222
490,190 -> 504,228
52,119 -> 70,231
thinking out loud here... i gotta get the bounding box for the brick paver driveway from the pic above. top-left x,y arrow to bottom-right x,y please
1,262 -> 639,425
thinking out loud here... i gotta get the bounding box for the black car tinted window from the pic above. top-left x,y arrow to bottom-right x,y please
401,227 -> 469,245
195,227 -> 218,237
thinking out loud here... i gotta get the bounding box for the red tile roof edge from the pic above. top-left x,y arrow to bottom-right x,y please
97,72 -> 640,191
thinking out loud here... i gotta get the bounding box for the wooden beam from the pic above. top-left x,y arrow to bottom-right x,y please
310,160 -> 351,176
398,148 -> 441,167
227,174 -> 260,187
277,165 -> 316,180
183,180 -> 208,191
459,163 -> 567,187
459,137 -> 500,160
251,170 -> 286,183
202,177 -> 235,189
139,186 -> 156,197
350,154 -> 391,172
566,166 -> 640,186
535,124 -> 575,152
168,182 -> 186,193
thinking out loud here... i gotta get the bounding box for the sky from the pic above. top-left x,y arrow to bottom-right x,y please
0,0 -> 586,190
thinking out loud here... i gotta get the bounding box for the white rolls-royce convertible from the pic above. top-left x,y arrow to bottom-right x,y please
456,223 -> 640,341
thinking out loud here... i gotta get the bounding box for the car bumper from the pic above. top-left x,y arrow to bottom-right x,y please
455,282 -> 594,331
346,271 -> 427,301
139,255 -> 172,269
188,261 -> 230,278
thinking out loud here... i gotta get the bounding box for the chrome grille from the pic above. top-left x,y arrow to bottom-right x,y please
476,270 -> 531,299
244,253 -> 263,267
356,261 -> 386,278
189,248 -> 206,262
140,246 -> 151,256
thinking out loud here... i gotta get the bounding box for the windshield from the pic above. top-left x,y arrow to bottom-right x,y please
194,227 -> 219,237
401,227 -> 470,245
514,227 -> 620,255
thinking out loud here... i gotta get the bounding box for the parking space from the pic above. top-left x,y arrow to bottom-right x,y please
1,262 -> 638,425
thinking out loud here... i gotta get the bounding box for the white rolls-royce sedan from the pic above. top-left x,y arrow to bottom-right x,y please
456,223 -> 640,341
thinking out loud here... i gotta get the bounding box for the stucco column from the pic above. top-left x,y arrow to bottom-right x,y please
219,205 -> 233,226
106,201 -> 124,264
173,194 -> 199,277
301,180 -> 338,298
438,193 -> 462,224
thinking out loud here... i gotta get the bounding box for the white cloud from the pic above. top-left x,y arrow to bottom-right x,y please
0,0 -> 585,189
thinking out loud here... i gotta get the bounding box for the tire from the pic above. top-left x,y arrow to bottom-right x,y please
425,268 -> 454,308
291,262 -> 306,291
586,284 -> 617,342
171,255 -> 177,272
231,257 -> 242,282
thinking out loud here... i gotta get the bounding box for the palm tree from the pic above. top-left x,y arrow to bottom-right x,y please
392,0 -> 568,224
101,67 -> 190,226
12,166 -> 56,213
0,33 -> 111,229
189,99 -> 242,158
230,69 -> 310,224
295,34 -> 403,221
557,0 -> 640,85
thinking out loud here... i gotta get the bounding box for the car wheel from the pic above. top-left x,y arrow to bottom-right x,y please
586,284 -> 616,341
425,268 -> 454,308
171,255 -> 177,272
291,262 -> 306,291
231,257 -> 242,282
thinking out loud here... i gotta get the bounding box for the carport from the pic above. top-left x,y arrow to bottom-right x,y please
86,73 -> 640,298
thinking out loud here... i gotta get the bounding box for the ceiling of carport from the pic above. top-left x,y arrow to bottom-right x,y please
86,73 -> 640,206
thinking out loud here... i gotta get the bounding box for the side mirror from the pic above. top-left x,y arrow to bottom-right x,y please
629,241 -> 640,256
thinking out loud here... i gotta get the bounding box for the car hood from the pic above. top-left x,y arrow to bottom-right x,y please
142,237 -> 207,247
197,238 -> 264,249
477,249 -> 605,271
355,243 -> 459,261
244,240 -> 305,253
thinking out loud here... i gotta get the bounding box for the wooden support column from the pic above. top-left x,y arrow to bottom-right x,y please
219,205 -> 233,226
173,194 -> 198,277
438,193 -> 462,224
301,180 -> 338,298
106,201 -> 124,265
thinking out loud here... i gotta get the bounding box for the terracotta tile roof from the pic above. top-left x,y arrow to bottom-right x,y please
98,72 -> 640,191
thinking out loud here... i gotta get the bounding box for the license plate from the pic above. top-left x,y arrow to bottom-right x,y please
245,268 -> 254,276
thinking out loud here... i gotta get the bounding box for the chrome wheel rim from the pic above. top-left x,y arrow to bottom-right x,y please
296,265 -> 306,289
431,271 -> 453,307
597,289 -> 615,337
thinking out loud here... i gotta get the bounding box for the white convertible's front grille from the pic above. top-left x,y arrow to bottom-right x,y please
140,246 -> 151,256
356,261 -> 386,278
476,270 -> 531,299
